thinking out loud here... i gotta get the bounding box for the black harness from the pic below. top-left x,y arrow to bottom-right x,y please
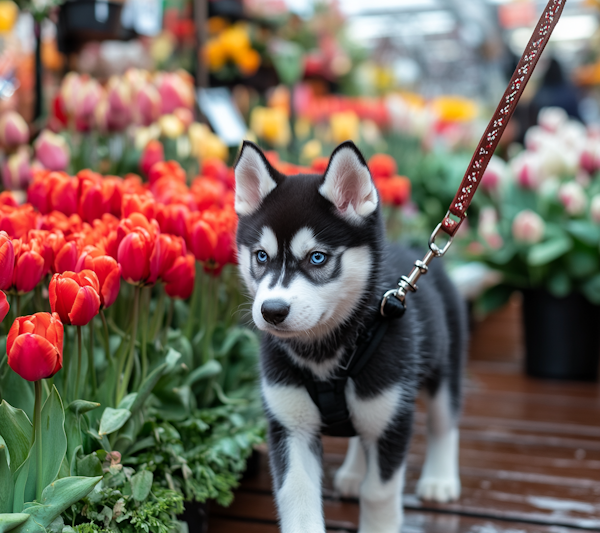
301,295 -> 405,437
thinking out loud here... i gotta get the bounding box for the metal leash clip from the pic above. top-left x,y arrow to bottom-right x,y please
380,217 -> 455,318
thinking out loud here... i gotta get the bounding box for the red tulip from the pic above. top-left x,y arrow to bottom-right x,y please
189,219 -> 217,263
148,233 -> 185,284
368,153 -> 397,179
0,204 -> 40,239
0,191 -> 18,208
7,312 -> 64,381
164,253 -> 195,299
0,290 -> 8,322
49,270 -> 101,326
13,238 -> 46,293
91,255 -> 120,308
201,157 -> 228,182
148,160 -> 186,186
122,193 -> 156,220
0,111 -> 29,148
78,173 -> 112,223
54,241 -> 79,273
140,140 -> 164,177
191,177 -> 226,211
50,175 -> 78,216
117,228 -> 153,285
156,203 -> 191,242
0,231 -> 14,290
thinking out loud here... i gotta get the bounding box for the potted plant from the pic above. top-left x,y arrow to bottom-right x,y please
468,107 -> 600,381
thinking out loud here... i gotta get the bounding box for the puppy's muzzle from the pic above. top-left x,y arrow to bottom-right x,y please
261,299 -> 290,325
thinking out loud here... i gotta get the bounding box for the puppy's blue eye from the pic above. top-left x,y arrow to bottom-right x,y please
256,250 -> 268,264
310,252 -> 327,265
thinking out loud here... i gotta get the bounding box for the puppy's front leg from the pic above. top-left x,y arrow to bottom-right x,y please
264,383 -> 325,533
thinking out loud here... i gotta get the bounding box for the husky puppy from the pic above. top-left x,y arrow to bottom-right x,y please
234,140 -> 467,533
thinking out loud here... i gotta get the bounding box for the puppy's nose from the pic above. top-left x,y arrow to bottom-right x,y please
261,299 -> 290,325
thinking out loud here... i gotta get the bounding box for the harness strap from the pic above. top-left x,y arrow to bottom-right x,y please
302,317 -> 390,437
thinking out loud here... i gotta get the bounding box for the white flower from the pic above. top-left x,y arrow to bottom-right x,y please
510,151 -> 542,189
558,181 -> 587,216
512,210 -> 545,244
538,106 -> 568,133
478,207 -> 503,249
481,155 -> 507,192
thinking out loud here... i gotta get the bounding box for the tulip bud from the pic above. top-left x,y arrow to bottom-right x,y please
158,114 -> 185,139
512,210 -> 545,244
478,207 -> 503,249
148,233 -> 185,284
90,255 -> 120,309
156,71 -> 195,115
481,156 -> 506,193
558,181 -> 587,216
7,312 -> 64,382
49,270 -> 101,326
591,195 -> 600,223
0,111 -> 29,148
163,253 -> 195,299
189,219 -> 217,262
13,238 -> 46,293
140,140 -> 164,177
74,77 -> 104,132
106,76 -> 133,131
54,241 -> 79,274
60,72 -> 82,116
117,228 -> 154,285
2,146 -> 32,190
34,130 -> 70,171
511,152 -> 541,190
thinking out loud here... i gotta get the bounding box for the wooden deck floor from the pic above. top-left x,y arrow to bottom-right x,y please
209,301 -> 600,532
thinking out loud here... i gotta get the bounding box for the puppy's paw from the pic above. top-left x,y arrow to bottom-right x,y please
416,476 -> 461,503
333,467 -> 363,498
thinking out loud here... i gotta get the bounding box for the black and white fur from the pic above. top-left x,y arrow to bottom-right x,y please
234,140 -> 467,533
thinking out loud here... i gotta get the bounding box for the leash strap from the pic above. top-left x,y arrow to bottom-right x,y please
381,0 -> 567,319
442,0 -> 566,237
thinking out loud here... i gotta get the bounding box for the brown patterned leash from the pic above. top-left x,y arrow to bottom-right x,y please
380,0 -> 568,319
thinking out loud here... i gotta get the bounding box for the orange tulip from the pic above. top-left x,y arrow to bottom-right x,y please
148,160 -> 186,186
0,231 -> 14,290
122,193 -> 157,220
117,228 -> 154,285
163,253 -> 195,299
7,312 -> 64,382
368,153 -> 397,179
49,270 -> 101,326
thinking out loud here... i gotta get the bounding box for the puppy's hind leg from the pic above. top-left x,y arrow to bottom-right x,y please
334,436 -> 367,498
417,381 -> 461,503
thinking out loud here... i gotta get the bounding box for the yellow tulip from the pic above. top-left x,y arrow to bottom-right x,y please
431,96 -> 478,122
220,24 -> 251,57
250,107 -> 290,148
0,1 -> 18,33
330,111 -> 360,144
301,139 -> 322,163
159,114 -> 185,139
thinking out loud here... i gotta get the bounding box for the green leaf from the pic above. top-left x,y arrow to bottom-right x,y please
185,360 -> 222,387
23,386 -> 67,504
566,220 -> 600,245
117,394 -> 136,411
547,271 -> 571,298
0,514 -> 29,533
527,236 -> 572,266
67,401 -> 100,417
76,454 -> 103,478
582,274 -> 600,304
165,348 -> 182,372
130,470 -> 153,502
12,459 -> 29,513
14,476 -> 102,532
130,361 -> 169,414
0,373 -> 34,421
566,249 -> 599,279
0,437 -> 13,513
0,401 -> 32,474
98,408 -> 131,436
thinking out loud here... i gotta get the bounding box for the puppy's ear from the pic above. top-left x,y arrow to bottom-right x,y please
234,141 -> 279,216
319,141 -> 378,224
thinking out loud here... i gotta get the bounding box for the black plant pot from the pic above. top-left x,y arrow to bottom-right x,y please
522,289 -> 600,381
179,501 -> 208,533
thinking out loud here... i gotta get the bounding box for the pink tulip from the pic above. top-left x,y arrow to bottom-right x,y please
106,76 -> 132,131
34,130 -> 70,171
481,156 -> 506,193
74,78 -> 104,131
2,146 -> 32,190
134,83 -> 161,126
512,210 -> 545,244
156,72 -> 194,115
538,107 -> 568,133
0,111 -> 29,148
60,72 -> 82,116
478,207 -> 503,249
558,182 -> 587,216
511,152 -> 541,190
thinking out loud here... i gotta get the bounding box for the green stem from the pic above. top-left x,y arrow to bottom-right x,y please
149,284 -> 166,342
140,287 -> 150,382
34,380 -> 43,502
16,295 -> 21,317
162,298 -> 174,346
88,321 -> 97,396
100,310 -> 112,365
117,286 -> 140,405
184,262 -> 202,339
74,326 -> 82,400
